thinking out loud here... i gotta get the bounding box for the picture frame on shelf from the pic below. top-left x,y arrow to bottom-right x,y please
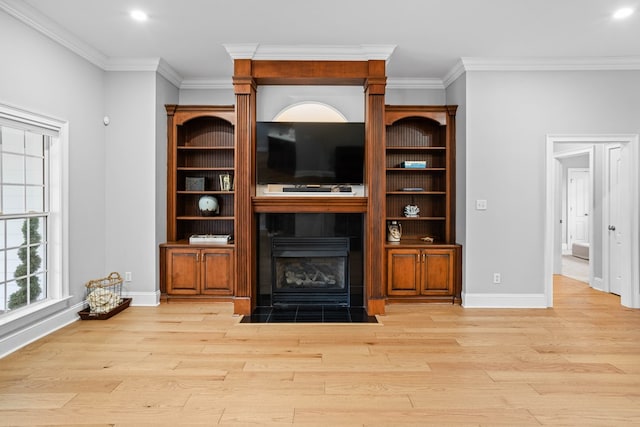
219,173 -> 232,191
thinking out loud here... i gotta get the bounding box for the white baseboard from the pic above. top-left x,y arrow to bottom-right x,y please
0,301 -> 83,359
591,277 -> 605,292
462,292 -> 547,308
123,290 -> 160,306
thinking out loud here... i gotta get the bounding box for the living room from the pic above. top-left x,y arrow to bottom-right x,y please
1,0 -> 639,353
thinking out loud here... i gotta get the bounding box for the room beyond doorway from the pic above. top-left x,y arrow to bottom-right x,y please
545,134 -> 640,309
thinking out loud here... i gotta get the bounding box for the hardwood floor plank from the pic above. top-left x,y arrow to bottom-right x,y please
0,393 -> 75,410
1,277 -> 639,425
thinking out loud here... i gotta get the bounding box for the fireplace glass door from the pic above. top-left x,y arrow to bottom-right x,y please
272,237 -> 350,306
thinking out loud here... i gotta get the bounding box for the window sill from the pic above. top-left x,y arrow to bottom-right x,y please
0,297 -> 74,330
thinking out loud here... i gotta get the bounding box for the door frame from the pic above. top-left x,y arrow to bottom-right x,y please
545,134 -> 639,308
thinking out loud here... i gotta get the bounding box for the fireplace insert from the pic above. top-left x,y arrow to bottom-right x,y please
271,237 -> 350,307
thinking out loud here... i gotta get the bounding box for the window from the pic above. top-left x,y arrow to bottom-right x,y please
0,104 -> 67,320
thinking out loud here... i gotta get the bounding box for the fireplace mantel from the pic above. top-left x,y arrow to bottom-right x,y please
232,59 -> 387,316
252,196 -> 367,213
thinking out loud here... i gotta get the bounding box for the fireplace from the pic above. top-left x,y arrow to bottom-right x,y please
272,237 -> 349,307
256,213 -> 364,308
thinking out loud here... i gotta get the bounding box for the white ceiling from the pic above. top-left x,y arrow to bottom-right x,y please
4,0 -> 640,87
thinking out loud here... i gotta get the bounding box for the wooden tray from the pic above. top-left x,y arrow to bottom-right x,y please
78,297 -> 132,320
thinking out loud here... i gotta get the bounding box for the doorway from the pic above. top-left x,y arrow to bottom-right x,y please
545,135 -> 639,309
553,149 -> 593,286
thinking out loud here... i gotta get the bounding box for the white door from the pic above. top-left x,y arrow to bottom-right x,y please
608,147 -> 623,295
568,168 -> 589,246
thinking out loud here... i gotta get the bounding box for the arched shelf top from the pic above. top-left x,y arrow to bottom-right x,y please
384,105 -> 457,126
166,105 -> 236,126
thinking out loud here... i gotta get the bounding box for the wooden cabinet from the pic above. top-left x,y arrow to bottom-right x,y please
164,245 -> 234,297
384,106 -> 461,303
387,246 -> 460,303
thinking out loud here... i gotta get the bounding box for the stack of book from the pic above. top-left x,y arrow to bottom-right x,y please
189,234 -> 231,244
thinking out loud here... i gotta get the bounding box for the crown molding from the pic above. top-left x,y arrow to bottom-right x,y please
104,57 -> 163,72
443,59 -> 467,88
224,44 -> 397,62
0,1 -> 182,87
156,59 -> 183,88
386,78 -> 444,90
0,0 -> 108,69
222,43 -> 260,60
461,56 -> 640,71
443,56 -> 640,87
180,79 -> 233,90
104,58 -> 182,88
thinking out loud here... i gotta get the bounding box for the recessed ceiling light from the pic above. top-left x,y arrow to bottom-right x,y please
613,7 -> 634,19
130,10 -> 148,22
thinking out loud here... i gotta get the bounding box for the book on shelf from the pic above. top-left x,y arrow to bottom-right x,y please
401,160 -> 427,168
189,234 -> 231,244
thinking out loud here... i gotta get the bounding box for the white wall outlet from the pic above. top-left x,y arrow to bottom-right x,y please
493,273 -> 501,284
125,272 -> 132,282
476,199 -> 487,210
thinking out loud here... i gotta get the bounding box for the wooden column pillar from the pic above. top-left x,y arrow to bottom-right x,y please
445,105 -> 457,244
364,60 -> 387,315
232,59 -> 257,315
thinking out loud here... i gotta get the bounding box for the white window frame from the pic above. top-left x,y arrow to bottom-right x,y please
0,103 -> 69,323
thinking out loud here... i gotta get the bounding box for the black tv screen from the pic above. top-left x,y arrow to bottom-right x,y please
256,121 -> 365,185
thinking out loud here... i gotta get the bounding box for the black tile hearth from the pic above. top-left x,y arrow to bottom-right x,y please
240,306 -> 377,324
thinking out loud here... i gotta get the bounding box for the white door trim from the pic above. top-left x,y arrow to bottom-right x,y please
545,134 -> 639,309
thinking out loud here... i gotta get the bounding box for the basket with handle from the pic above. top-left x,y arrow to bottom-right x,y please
84,272 -> 123,314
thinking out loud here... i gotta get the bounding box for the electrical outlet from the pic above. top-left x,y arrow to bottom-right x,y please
493,273 -> 501,284
125,272 -> 132,282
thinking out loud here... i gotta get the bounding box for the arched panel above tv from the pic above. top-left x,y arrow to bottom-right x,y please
274,101 -> 347,123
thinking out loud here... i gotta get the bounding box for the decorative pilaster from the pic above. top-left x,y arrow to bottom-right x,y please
364,60 -> 387,315
232,59 -> 257,315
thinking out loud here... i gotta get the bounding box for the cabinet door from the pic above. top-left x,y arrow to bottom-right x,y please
387,249 -> 421,296
166,248 -> 200,295
201,248 -> 234,295
421,249 -> 455,295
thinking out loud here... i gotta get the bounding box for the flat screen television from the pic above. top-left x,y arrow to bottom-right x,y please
256,121 -> 365,185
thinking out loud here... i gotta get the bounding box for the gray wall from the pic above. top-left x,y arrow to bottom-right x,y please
445,73 -> 467,291
0,10 -> 181,352
463,70 -> 640,303
0,9 -> 106,342
104,71 -> 159,302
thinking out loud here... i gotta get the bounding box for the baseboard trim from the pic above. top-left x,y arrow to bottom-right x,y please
591,277 -> 604,292
0,301 -> 83,358
462,292 -> 547,308
123,291 -> 160,306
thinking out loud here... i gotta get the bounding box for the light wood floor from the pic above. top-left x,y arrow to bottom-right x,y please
1,276 -> 639,426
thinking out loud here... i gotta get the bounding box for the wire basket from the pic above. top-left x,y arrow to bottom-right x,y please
84,272 -> 123,314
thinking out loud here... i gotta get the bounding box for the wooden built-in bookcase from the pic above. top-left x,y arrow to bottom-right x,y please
160,105 -> 236,300
384,106 -> 461,303
159,61 -> 461,313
